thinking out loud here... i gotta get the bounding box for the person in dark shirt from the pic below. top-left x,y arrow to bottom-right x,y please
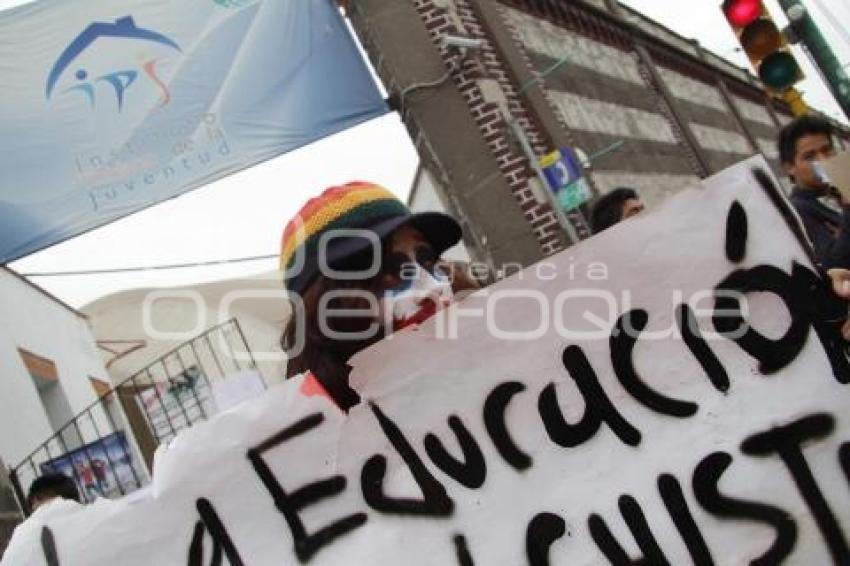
778,115 -> 850,269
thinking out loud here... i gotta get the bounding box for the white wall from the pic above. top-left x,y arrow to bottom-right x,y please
82,271 -> 288,388
0,269 -> 110,472
39,382 -> 75,434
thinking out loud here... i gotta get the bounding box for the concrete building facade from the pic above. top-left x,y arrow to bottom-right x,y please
0,268 -> 113,472
0,458 -> 21,560
0,267 -> 136,523
348,0 -> 850,274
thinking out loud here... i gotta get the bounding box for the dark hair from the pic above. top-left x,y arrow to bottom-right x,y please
27,473 -> 80,508
279,271 -> 388,410
281,274 -> 386,380
777,115 -> 834,164
591,187 -> 639,234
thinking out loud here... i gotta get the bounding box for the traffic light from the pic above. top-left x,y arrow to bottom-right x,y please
722,0 -> 803,92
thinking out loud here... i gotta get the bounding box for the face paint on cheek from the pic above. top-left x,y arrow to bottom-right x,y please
380,266 -> 454,331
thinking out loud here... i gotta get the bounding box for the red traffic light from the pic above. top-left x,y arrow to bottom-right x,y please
722,0 -> 762,27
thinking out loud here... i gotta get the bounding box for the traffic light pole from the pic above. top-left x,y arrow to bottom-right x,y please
777,0 -> 850,120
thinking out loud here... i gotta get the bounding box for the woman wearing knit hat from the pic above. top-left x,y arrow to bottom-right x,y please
279,181 -> 473,410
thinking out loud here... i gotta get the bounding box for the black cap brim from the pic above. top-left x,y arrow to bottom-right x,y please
285,211 -> 462,295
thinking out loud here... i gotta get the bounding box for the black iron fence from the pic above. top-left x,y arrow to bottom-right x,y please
10,318 -> 262,515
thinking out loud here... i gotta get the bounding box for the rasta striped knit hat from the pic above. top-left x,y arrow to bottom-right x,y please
280,181 -> 462,294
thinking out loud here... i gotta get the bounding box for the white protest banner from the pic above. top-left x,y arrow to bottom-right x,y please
19,157 -> 850,565
211,368 -> 267,413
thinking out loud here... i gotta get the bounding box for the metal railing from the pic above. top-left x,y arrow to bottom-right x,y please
10,318 -> 262,514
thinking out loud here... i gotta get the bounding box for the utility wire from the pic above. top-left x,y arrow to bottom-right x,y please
398,57 -> 459,118
519,54 -> 570,94
21,253 -> 278,277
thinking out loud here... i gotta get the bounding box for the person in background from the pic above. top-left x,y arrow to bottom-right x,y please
779,115 -> 850,269
25,474 -> 80,512
590,187 -> 644,234
279,181 -> 474,411
1,474 -> 82,566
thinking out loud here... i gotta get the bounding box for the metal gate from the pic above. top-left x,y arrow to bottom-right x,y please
9,318 -> 262,514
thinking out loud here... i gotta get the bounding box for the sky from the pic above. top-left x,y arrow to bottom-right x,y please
5,0 -> 850,308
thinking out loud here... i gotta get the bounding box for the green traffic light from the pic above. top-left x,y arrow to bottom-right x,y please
759,51 -> 801,90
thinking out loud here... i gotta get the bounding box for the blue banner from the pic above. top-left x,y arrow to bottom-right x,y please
0,0 -> 387,262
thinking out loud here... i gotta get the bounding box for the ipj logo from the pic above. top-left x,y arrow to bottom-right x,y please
45,16 -> 181,112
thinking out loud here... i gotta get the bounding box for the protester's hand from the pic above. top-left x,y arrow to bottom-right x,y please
827,268 -> 850,340
828,268 -> 850,298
